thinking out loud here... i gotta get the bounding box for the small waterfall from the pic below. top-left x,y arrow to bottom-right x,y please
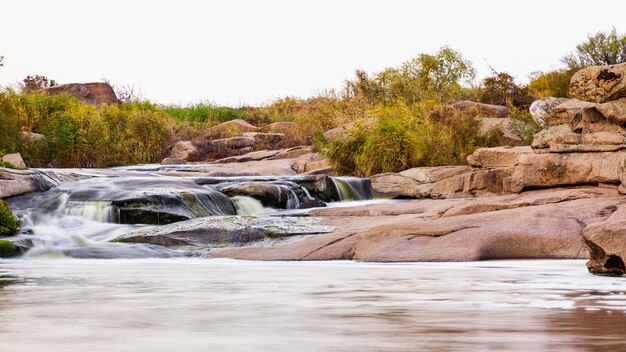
64,201 -> 117,223
231,196 -> 274,215
330,177 -> 372,201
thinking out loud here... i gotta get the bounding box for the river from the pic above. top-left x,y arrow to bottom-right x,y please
1,258 -> 625,351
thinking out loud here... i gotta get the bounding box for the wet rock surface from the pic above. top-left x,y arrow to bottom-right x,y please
116,215 -> 335,248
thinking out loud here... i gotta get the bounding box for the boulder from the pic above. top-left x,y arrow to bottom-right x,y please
545,99 -> 603,128
20,131 -> 44,143
596,97 -> 626,124
569,62 -> 626,103
323,118 -> 375,141
241,132 -> 284,144
507,152 -> 626,193
467,146 -> 532,168
169,141 -> 199,161
216,146 -> 314,164
209,119 -> 259,134
371,166 -> 513,199
0,168 -> 66,198
543,131 -> 626,153
40,82 -> 119,105
452,100 -> 510,118
116,216 -> 334,248
8,177 -> 237,225
0,153 -> 26,169
291,153 -> 330,174
265,121 -> 296,133
207,136 -> 256,151
583,219 -> 626,276
529,97 -> 568,125
532,124 -> 574,149
479,118 -> 527,146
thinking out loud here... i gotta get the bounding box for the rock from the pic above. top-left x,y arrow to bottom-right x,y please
161,158 -> 186,165
8,177 -> 237,225
371,166 -> 513,199
40,82 -> 119,105
545,99 -> 604,128
596,97 -> 626,124
529,98 -> 568,125
507,152 -> 626,193
532,124 -> 573,149
544,132 -> 626,153
215,181 -> 307,209
169,141 -> 199,162
216,146 -> 314,164
212,187 -> 621,261
569,62 -> 626,103
116,216 -> 334,248
20,131 -> 44,143
207,136 -> 256,151
268,146 -> 314,160
291,153 -> 330,174
323,118 -> 375,141
467,146 -> 532,168
216,150 -> 282,164
266,121 -> 296,133
209,119 -> 259,134
172,159 -> 299,177
452,100 -> 510,118
583,219 -> 626,276
241,132 -> 284,144
0,153 -> 26,168
479,118 -> 527,146
0,168 -> 66,198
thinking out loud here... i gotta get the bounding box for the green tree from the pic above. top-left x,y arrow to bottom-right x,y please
562,27 -> 626,68
346,47 -> 475,104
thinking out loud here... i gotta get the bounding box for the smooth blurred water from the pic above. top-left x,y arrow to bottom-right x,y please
0,259 -> 625,351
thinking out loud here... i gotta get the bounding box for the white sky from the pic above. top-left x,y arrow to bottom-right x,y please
1,0 -> 625,106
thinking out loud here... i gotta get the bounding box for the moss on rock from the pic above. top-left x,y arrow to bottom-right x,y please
0,200 -> 18,236
0,240 -> 17,258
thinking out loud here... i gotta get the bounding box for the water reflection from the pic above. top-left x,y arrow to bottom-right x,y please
0,259 -> 624,352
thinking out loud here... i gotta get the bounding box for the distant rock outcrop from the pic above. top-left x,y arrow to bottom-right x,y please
40,82 -> 119,105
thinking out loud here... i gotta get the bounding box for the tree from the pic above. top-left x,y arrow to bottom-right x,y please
21,75 -> 55,93
480,69 -> 534,110
345,47 -> 476,104
562,27 -> 626,68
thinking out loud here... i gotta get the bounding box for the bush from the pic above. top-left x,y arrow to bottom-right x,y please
0,90 -> 174,167
527,68 -> 577,98
0,200 -> 18,236
562,27 -> 626,68
163,103 -> 249,124
322,101 -> 502,176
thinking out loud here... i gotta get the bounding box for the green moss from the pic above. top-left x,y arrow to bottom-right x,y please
0,161 -> 18,169
0,240 -> 17,258
0,200 -> 17,236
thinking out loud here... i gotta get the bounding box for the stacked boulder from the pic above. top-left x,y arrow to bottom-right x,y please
163,119 -> 295,163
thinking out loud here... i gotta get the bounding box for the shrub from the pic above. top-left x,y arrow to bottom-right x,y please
527,68 -> 577,98
562,27 -> 626,68
0,200 -> 18,236
479,70 -> 535,110
0,90 -> 174,167
163,103 -> 249,124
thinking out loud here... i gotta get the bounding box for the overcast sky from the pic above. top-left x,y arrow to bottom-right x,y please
1,0 -> 625,106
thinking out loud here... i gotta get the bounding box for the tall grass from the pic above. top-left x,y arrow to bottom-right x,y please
1,90 -> 174,167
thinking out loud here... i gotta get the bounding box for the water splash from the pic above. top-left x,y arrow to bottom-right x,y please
231,196 -> 274,215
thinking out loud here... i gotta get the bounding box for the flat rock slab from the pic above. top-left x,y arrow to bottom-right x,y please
117,215 -> 335,247
212,187 -> 623,261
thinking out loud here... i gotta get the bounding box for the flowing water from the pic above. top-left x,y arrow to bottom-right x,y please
330,176 -> 372,201
0,259 -> 625,351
